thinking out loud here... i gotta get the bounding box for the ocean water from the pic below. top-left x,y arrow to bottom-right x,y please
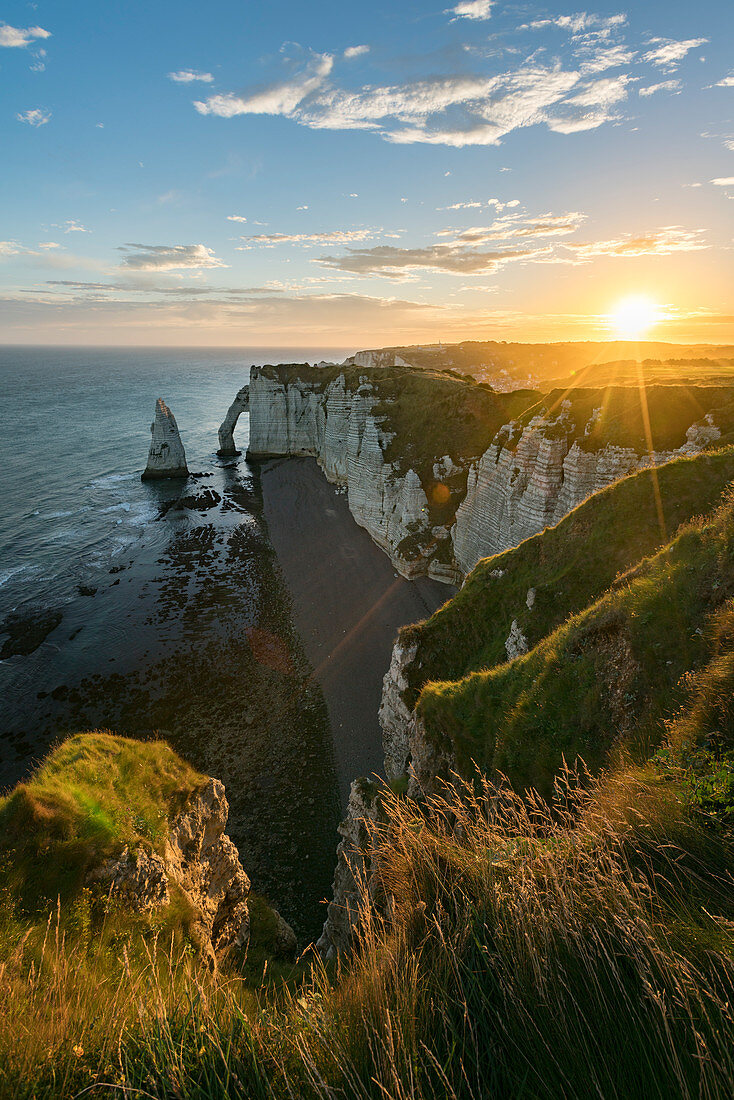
0,346 -> 351,619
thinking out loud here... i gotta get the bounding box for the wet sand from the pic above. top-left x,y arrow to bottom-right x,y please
260,457 -> 453,801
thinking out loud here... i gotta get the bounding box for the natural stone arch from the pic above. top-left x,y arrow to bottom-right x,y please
217,385 -> 249,456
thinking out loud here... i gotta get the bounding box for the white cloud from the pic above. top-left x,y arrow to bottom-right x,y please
0,241 -> 23,257
449,0 -> 493,21
239,229 -> 379,248
297,205 -> 309,210
0,23 -> 50,48
344,45 -> 369,59
578,45 -> 635,75
226,214 -> 248,223
437,211 -> 587,244
711,177 -> 734,187
195,49 -> 333,117
567,74 -> 630,107
437,197 -> 520,212
38,241 -> 61,249
716,74 -> 734,88
17,108 -> 51,127
639,80 -> 681,97
643,37 -> 707,71
317,242 -> 543,276
64,220 -> 89,233
118,243 -> 228,271
565,226 -> 707,259
168,69 -> 214,83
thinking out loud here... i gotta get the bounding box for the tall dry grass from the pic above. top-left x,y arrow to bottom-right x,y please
1,765 -> 733,1099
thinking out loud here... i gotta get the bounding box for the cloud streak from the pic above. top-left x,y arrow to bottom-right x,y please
17,108 -> 51,127
0,23 -> 50,48
117,243 -> 227,271
168,69 -> 214,83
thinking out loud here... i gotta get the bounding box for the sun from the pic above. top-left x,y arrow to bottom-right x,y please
608,295 -> 661,340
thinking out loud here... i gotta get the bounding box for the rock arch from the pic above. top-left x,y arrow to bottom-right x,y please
217,385 -> 249,456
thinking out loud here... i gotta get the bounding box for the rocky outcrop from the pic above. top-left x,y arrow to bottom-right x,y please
452,414 -> 721,576
247,367 -> 441,580
217,385 -> 249,455
142,398 -> 188,480
90,778 -> 249,967
316,779 -> 382,959
379,641 -> 418,780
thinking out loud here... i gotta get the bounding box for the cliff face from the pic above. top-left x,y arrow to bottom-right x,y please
248,367 -> 442,580
91,778 -> 250,968
452,414 -> 721,576
247,366 -> 721,587
142,398 -> 188,480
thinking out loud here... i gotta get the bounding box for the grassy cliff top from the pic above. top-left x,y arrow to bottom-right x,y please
350,340 -> 734,382
402,447 -> 734,703
417,480 -> 734,796
255,364 -> 733,485
0,732 -> 206,911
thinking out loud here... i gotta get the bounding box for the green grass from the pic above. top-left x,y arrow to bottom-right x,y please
401,447 -> 734,711
417,483 -> 734,796
0,732 -> 206,914
3,763 -> 733,1099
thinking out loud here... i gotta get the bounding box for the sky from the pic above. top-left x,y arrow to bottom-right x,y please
1,0 -> 733,347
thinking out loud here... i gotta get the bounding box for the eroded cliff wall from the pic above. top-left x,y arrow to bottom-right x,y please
247,366 -> 446,580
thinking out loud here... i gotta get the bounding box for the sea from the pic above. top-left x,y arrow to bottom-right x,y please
0,346 -> 351,621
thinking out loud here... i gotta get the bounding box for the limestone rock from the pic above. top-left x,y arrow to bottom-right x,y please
89,777 -> 249,966
90,847 -> 169,911
142,398 -> 188,480
379,641 -> 418,779
247,367 -> 438,579
505,620 -> 529,661
452,415 -> 720,578
217,384 -> 249,455
407,712 -> 457,800
316,779 -> 382,958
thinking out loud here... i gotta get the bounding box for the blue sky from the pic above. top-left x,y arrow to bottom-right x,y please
1,0 -> 732,345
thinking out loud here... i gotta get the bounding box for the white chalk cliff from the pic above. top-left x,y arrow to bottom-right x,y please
452,414 -> 721,577
247,367 -> 443,580
218,384 -> 249,455
246,366 -> 721,587
142,398 -> 188,480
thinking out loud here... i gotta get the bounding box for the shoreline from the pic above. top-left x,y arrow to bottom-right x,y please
0,459 -> 341,941
260,456 -> 453,803
0,449 -> 452,939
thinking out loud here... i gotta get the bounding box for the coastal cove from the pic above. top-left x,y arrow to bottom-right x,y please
0,346 -> 448,938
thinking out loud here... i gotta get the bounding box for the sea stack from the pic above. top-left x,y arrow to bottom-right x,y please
141,398 -> 189,480
217,384 -> 249,456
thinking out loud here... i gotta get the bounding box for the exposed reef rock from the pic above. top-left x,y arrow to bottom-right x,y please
218,384 -> 249,455
142,398 -> 188,480
91,778 -> 249,966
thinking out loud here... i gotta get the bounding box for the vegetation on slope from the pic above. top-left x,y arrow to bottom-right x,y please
358,339 -> 734,385
401,447 -> 734,708
0,732 -> 205,914
2,750 -> 733,1098
417,481 -> 734,796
